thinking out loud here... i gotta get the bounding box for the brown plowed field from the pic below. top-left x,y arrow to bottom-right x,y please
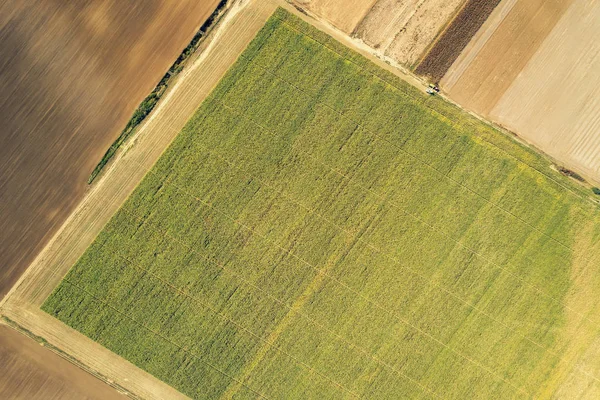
443,0 -> 600,184
293,0 -> 465,66
415,0 -> 502,82
0,0 -> 220,299
0,325 -> 125,399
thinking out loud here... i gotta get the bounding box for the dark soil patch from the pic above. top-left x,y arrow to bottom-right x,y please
415,0 -> 502,82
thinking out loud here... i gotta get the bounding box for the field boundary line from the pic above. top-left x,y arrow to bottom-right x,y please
59,279 -> 271,400
205,98 -> 600,337
134,158 -> 530,397
273,12 -> 600,210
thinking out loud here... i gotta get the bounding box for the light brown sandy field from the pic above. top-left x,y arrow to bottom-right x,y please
293,0 -> 465,66
0,0 -> 279,398
443,0 -> 600,184
442,0 -> 573,114
0,0 -> 219,299
490,0 -> 600,184
293,0 -> 377,34
0,325 -> 126,400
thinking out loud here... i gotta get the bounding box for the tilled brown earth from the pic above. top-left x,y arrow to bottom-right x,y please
0,325 -> 125,399
0,0 -> 219,298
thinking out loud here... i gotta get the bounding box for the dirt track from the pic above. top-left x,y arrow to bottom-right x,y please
0,0 -> 220,299
0,324 -> 125,399
1,0 -> 280,397
442,0 -> 600,184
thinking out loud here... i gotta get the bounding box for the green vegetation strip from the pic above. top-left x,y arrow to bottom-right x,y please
87,0 -> 229,184
44,8 -> 600,399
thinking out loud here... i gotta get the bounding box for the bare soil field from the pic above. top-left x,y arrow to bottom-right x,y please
292,0 -> 377,34
293,0 -> 465,66
0,0 -> 280,397
442,0 -> 600,184
0,0 -> 220,299
490,0 -> 600,184
415,0 -> 502,82
0,324 -> 125,400
442,0 -> 572,114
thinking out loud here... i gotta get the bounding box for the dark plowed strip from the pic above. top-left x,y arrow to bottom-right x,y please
415,0 -> 502,82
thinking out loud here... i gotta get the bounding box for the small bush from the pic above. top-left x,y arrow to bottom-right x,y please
593,187 -> 600,195
559,167 -> 585,182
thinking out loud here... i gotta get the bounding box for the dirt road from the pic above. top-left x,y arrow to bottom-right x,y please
0,0 -> 220,299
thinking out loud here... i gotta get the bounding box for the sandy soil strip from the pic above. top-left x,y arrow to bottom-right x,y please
0,1 -> 279,398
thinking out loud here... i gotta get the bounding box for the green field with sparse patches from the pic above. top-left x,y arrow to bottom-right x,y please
43,8 -> 600,399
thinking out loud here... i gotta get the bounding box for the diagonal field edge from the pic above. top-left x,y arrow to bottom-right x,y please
58,279 -> 270,400
202,97 -> 600,340
236,29 -> 581,262
271,14 -> 599,211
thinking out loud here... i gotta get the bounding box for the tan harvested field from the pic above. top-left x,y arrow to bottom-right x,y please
0,324 -> 125,400
293,0 -> 377,34
0,0 -> 281,397
293,0 -> 465,66
0,0 -> 220,299
441,0 -> 600,183
491,0 -> 600,184
442,0 -> 573,114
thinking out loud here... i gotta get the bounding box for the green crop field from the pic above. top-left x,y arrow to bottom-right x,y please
43,8 -> 600,399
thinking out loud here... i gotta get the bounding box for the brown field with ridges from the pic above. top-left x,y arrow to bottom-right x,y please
415,0 -> 502,82
0,0 -> 220,298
